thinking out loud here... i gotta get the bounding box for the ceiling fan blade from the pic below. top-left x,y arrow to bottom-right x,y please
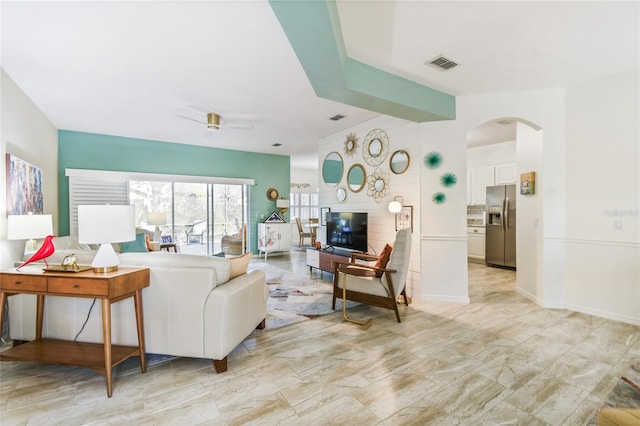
176,114 -> 206,125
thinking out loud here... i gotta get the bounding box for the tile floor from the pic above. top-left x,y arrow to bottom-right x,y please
0,251 -> 638,425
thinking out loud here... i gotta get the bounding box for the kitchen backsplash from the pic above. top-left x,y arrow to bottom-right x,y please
467,204 -> 486,226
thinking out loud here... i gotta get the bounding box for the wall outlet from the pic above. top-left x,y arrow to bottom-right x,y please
614,219 -> 623,230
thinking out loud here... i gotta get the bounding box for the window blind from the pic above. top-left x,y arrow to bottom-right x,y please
68,177 -> 129,235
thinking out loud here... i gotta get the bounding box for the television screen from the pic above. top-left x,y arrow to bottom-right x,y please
326,212 -> 368,253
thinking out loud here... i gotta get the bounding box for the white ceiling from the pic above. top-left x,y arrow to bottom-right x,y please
2,1 -> 638,168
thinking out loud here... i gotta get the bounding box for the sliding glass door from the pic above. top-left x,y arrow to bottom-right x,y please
130,180 -> 248,255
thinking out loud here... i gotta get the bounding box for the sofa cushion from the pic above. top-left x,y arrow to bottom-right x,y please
118,252 -> 231,286
120,233 -> 149,253
229,252 -> 252,279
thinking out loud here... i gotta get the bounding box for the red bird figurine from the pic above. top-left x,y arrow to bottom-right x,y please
17,235 -> 56,270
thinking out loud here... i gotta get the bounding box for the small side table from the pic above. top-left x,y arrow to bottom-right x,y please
0,266 -> 150,397
160,243 -> 177,252
337,265 -> 375,329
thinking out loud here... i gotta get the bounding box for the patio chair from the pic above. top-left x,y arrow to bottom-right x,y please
185,224 -> 204,244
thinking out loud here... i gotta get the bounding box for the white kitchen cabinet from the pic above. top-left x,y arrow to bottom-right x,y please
467,226 -> 486,262
494,163 -> 517,185
468,166 -> 495,205
257,223 -> 291,260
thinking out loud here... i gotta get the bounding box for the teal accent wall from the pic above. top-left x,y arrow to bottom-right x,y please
57,130 -> 290,253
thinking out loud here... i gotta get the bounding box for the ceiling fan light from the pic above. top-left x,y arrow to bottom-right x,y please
207,113 -> 220,130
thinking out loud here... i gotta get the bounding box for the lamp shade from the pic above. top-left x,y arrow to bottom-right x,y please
276,199 -> 289,208
388,200 -> 402,213
78,205 -> 135,244
7,214 -> 53,240
147,212 -> 167,226
78,205 -> 135,272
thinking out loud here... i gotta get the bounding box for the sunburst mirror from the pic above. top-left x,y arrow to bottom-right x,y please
362,128 -> 389,167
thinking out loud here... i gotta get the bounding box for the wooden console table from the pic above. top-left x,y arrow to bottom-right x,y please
0,266 -> 150,397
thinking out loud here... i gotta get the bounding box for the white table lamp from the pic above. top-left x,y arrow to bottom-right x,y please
7,214 -> 54,249
78,205 -> 135,273
7,214 -> 54,269
147,212 -> 167,242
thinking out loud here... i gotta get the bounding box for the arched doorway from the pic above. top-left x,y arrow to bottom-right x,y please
466,118 -> 543,302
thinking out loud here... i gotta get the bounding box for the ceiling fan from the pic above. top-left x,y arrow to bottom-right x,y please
177,112 -> 254,131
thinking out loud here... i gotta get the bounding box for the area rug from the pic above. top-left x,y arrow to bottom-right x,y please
587,362 -> 640,425
248,262 -> 359,329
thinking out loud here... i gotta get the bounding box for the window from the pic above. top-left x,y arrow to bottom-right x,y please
290,190 -> 318,222
66,169 -> 253,256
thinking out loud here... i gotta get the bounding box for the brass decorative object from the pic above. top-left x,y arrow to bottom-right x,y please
390,150 -> 410,174
322,152 -> 344,187
362,128 -> 389,167
344,132 -> 359,157
366,168 -> 389,202
347,163 -> 366,193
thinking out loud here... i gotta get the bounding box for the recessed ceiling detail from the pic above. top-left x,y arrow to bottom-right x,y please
427,55 -> 459,71
330,114 -> 346,121
269,0 -> 455,123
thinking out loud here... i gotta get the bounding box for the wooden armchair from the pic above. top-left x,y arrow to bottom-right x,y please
332,229 -> 411,323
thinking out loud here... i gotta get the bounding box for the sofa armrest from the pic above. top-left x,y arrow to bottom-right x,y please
202,270 -> 268,360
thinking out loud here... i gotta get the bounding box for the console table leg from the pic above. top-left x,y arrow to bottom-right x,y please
134,289 -> 146,373
36,295 -> 44,340
0,292 -> 6,334
101,299 -> 113,397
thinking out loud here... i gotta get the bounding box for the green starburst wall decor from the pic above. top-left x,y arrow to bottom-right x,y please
432,192 -> 446,205
440,173 -> 457,188
424,152 -> 443,169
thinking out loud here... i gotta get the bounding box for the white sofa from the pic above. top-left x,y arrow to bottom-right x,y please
6,237 -> 268,373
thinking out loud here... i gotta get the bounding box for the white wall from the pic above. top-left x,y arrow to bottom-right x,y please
467,140 -> 516,169
317,115 -> 422,297
515,123 -> 544,302
563,68 -> 639,325
0,69 -> 58,243
290,167 -> 319,192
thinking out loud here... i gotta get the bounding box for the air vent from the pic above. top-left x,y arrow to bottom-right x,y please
497,119 -> 513,125
272,143 -> 282,147
329,114 -> 345,121
426,55 -> 458,71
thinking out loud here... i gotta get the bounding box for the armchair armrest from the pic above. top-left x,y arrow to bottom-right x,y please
350,253 -> 379,262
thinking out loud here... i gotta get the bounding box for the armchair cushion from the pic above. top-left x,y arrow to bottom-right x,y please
374,243 -> 393,276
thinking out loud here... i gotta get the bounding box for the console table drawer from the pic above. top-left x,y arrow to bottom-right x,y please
0,275 -> 47,292
47,278 -> 108,296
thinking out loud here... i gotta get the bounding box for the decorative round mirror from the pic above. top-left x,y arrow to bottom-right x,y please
369,139 -> 382,157
336,187 -> 347,203
390,150 -> 410,174
366,168 -> 389,202
363,128 -> 389,167
347,163 -> 366,193
322,152 -> 344,187
344,133 -> 359,158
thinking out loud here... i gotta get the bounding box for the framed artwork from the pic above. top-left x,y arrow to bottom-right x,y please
320,207 -> 331,226
6,154 -> 44,215
264,211 -> 285,223
520,171 -> 536,195
396,206 -> 413,232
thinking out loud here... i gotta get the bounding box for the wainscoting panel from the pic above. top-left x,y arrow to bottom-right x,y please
420,234 -> 470,303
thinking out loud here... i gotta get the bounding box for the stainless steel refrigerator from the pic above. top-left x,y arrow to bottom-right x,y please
485,184 -> 516,269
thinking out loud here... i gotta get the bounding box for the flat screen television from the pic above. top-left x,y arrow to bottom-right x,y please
325,212 -> 368,253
